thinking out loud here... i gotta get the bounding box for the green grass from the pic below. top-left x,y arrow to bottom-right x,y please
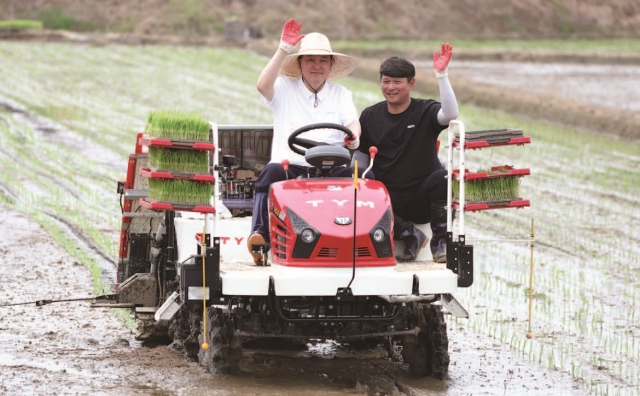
334,38 -> 640,54
148,178 -> 212,204
145,110 -> 211,141
149,147 -> 209,173
0,20 -> 43,30
38,7 -> 97,32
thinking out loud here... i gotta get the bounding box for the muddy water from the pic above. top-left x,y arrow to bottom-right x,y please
0,208 -> 589,395
450,61 -> 640,112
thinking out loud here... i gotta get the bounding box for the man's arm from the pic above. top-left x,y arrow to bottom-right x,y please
437,77 -> 458,125
433,43 -> 459,125
256,19 -> 304,102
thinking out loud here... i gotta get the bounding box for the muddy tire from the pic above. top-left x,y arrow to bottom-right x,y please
401,304 -> 449,379
168,305 -> 203,362
198,308 -> 242,374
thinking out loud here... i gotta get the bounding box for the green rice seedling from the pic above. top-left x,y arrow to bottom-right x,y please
148,178 -> 212,204
148,147 -> 209,173
453,171 -> 522,202
145,110 -> 210,141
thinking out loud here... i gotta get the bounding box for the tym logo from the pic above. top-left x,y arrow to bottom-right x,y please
218,237 -> 244,245
306,200 -> 374,208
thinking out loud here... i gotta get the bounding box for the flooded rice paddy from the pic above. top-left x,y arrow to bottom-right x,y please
1,41 -> 639,394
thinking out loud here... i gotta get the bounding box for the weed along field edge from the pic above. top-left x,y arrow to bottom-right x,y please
1,41 -> 639,395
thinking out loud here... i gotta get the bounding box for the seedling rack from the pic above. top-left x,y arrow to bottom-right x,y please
452,128 -> 530,149
140,133 -> 216,214
140,136 -> 215,151
445,121 -> 532,287
452,165 -> 530,180
453,198 -> 530,212
451,165 -> 530,212
139,197 -> 216,213
139,167 -> 216,183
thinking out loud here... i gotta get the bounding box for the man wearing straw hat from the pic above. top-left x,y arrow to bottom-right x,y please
248,18 -> 366,265
356,48 -> 459,263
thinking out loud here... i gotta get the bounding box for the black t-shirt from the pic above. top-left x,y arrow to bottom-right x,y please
358,98 -> 446,190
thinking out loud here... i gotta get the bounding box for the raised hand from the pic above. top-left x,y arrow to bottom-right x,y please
279,18 -> 305,53
433,42 -> 453,78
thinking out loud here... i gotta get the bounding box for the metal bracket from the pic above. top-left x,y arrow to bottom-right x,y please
336,287 -> 355,301
446,232 -> 474,288
441,293 -> 469,318
155,292 -> 184,321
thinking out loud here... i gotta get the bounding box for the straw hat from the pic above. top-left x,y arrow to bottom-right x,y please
279,32 -> 357,80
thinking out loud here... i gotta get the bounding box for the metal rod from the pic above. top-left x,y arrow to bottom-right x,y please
201,227 -> 209,350
447,122 -> 454,233
346,162 -> 358,290
446,119 -> 466,236
211,122 -> 220,243
458,121 -> 466,236
236,327 -> 419,340
124,212 -> 164,218
527,218 -> 535,339
1,295 -> 114,307
466,239 -> 531,243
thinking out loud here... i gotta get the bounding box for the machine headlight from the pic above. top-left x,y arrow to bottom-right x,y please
372,227 -> 386,242
301,228 -> 316,243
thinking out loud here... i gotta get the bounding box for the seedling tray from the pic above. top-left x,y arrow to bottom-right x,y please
453,128 -> 530,149
139,167 -> 215,183
452,198 -> 530,212
139,198 -> 216,213
452,165 -> 530,181
140,136 -> 214,151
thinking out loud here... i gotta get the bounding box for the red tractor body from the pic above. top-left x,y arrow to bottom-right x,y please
269,178 -> 395,268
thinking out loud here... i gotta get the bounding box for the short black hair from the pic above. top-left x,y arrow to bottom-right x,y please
379,57 -> 415,81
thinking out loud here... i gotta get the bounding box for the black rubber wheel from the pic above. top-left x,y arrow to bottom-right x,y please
167,305 -> 203,362
401,304 -> 450,379
198,308 -> 243,374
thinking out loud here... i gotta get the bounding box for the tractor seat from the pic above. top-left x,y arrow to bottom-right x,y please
305,145 -> 351,170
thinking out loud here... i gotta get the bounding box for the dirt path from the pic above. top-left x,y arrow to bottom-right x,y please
0,209 -> 211,394
0,207 -> 588,394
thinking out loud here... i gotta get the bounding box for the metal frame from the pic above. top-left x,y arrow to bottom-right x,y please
446,121 -> 474,288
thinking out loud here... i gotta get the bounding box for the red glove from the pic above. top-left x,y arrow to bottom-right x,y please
344,135 -> 360,150
433,43 -> 453,78
279,19 -> 304,53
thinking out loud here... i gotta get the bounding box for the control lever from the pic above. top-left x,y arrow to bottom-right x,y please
362,147 -> 377,179
281,159 -> 290,180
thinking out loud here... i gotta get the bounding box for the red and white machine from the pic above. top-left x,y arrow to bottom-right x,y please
107,122 -> 477,379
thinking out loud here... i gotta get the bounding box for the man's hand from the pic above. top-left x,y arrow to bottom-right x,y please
344,135 -> 360,150
279,19 -> 305,53
433,43 -> 453,78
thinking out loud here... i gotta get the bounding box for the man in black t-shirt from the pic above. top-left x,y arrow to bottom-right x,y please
357,46 -> 458,262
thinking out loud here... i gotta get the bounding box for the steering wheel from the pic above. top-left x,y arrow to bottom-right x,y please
287,123 -> 354,156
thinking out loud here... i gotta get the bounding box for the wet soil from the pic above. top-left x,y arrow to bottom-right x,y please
0,211 -> 588,394
2,34 -> 632,394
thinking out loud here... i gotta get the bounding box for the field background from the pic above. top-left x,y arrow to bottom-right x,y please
1,1 -> 640,395
2,0 -> 640,40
